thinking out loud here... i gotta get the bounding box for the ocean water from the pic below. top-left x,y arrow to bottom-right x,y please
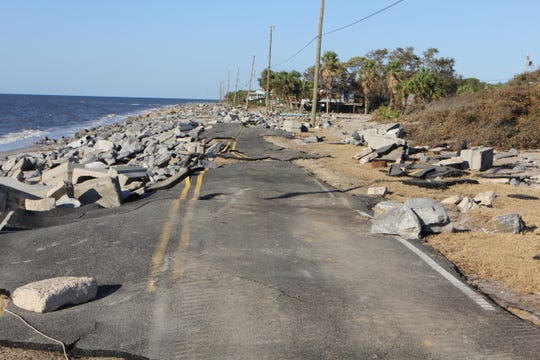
0,94 -> 205,152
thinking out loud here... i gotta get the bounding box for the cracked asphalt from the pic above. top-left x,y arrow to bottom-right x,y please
1,125 -> 539,359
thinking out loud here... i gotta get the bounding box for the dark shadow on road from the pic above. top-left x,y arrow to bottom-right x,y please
264,190 -> 340,200
199,193 -> 225,200
94,284 -> 122,301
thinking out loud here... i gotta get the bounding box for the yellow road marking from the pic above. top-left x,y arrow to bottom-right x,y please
173,170 -> 207,279
146,177 -> 192,292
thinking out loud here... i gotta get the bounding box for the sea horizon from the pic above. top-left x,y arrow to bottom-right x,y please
0,94 -> 215,152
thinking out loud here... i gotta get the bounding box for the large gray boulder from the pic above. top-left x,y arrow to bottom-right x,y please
74,176 -> 122,208
371,204 -> 422,240
482,213 -> 525,234
12,277 -> 97,313
404,198 -> 454,233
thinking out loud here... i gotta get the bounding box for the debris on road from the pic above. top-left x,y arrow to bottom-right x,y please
12,277 -> 98,313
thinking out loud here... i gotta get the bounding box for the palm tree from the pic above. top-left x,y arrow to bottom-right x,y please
360,59 -> 376,114
321,51 -> 340,113
386,60 -> 402,109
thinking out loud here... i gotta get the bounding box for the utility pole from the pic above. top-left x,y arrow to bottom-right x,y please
526,53 -> 533,73
310,0 -> 325,127
266,25 -> 274,113
233,67 -> 240,105
246,56 -> 256,109
227,70 -> 231,98
219,81 -> 223,103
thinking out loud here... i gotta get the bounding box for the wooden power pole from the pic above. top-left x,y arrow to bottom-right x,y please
233,67 -> 240,105
246,56 -> 256,109
310,0 -> 325,127
266,25 -> 273,113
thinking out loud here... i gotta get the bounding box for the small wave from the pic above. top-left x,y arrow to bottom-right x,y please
0,129 -> 49,145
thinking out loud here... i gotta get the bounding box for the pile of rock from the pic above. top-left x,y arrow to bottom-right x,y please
0,104 -> 223,214
348,123 -> 408,165
371,193 -> 527,240
441,191 -> 526,234
344,121 -> 540,189
371,198 -> 453,240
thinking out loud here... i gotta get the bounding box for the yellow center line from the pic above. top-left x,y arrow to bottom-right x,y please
231,125 -> 244,151
173,170 -> 207,279
146,177 -> 192,292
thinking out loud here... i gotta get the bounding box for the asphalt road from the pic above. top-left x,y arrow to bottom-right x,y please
1,125 -> 539,359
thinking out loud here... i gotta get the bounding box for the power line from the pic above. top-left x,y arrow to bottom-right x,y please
273,36 -> 317,68
323,0 -> 405,36
272,0 -> 406,68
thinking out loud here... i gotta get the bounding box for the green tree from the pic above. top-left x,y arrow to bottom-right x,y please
403,68 -> 444,103
321,51 -> 341,113
422,48 -> 458,96
359,59 -> 377,114
386,60 -> 403,109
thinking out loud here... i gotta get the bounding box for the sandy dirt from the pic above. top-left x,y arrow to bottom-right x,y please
265,113 -> 540,324
0,345 -> 123,360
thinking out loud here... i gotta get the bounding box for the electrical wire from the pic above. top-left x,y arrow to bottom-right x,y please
272,0 -> 406,68
5,309 -> 70,360
323,0 -> 405,36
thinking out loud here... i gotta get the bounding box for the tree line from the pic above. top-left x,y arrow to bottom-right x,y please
226,47 -> 496,114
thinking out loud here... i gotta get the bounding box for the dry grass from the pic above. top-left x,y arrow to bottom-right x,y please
401,80 -> 540,150
265,118 -> 540,305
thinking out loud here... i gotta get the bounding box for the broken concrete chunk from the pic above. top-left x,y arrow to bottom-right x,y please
72,167 -> 110,184
147,168 -> 190,191
482,213 -> 525,234
94,139 -> 114,152
441,195 -> 463,205
373,200 -> 403,217
25,197 -> 56,211
55,195 -> 81,208
359,152 -> 379,164
12,277 -> 98,313
361,131 -> 406,150
303,135 -> 322,143
438,157 -> 464,169
367,186 -> 388,196
474,191 -> 496,207
74,176 -> 122,208
404,198 -> 453,233
84,161 -> 109,170
457,196 -> 477,213
353,148 -> 374,160
46,180 -> 74,200
371,204 -> 422,240
0,177 -> 51,210
42,162 -> 82,186
494,148 -> 519,161
113,166 -> 149,187
460,147 -> 493,171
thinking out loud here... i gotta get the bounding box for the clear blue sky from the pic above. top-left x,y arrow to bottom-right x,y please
1,0 -> 538,99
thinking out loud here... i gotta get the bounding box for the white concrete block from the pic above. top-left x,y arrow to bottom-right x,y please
12,277 -> 98,313
25,197 -> 56,211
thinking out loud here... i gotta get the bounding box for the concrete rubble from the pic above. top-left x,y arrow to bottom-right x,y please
0,104 -> 268,215
12,276 -> 98,313
371,198 -> 453,239
340,121 -> 540,190
0,103 -> 317,218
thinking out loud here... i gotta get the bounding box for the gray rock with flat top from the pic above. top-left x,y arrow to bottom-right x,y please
483,213 -> 525,234
371,204 -> 422,240
12,277 -> 97,313
404,197 -> 453,233
74,176 -> 122,208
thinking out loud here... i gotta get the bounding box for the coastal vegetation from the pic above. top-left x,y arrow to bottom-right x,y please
225,47 -> 540,150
